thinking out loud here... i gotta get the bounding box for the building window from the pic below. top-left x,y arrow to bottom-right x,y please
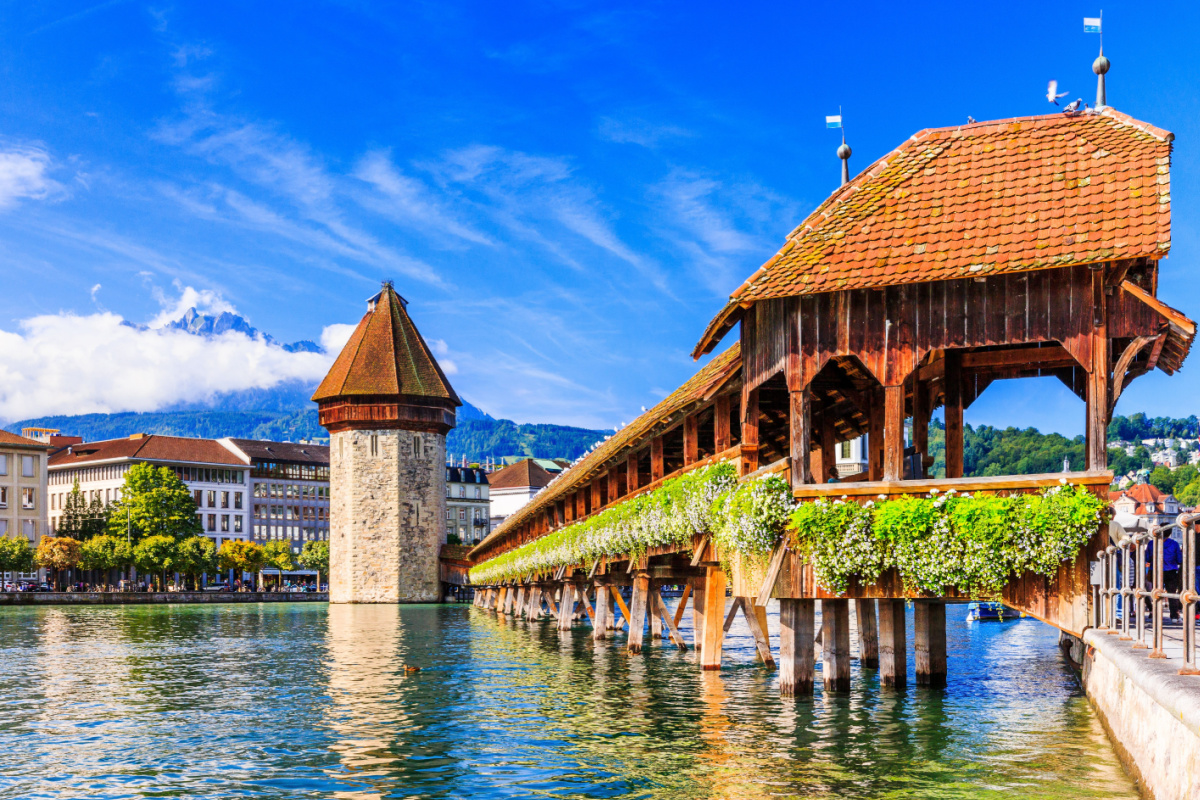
414,435 -> 422,458
207,490 -> 216,507
194,489 -> 203,507
840,441 -> 852,460
370,435 -> 379,457
221,492 -> 229,509
207,514 -> 216,532
221,515 -> 230,532
0,487 -> 6,508
21,455 -> 35,478
0,454 -> 7,475
459,509 -> 466,521
474,487 -> 481,499
254,483 -> 267,498
22,519 -> 35,539
234,492 -> 243,509
458,486 -> 465,498
21,488 -> 35,510
446,509 -> 453,520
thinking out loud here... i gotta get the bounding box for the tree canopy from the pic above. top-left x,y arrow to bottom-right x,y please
107,464 -> 202,542
298,541 -> 329,575
80,535 -> 133,572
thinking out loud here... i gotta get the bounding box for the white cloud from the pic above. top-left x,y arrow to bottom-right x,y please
0,144 -> 61,209
319,323 -> 357,354
597,117 -> 691,148
148,281 -> 237,328
0,310 -> 334,422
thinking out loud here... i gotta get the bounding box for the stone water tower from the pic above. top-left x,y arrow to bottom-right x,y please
313,282 -> 460,603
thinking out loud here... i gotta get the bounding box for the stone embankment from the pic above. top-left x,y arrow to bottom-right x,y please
1064,629 -> 1200,800
0,592 -> 328,605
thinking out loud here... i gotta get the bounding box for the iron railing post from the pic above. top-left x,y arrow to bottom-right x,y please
1099,545 -> 1113,632
1134,535 -> 1148,649
1151,526 -> 1167,659
1181,515 -> 1199,676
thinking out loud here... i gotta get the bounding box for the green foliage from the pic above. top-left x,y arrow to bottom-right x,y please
1109,413 -> 1200,441
1108,445 -> 1153,477
0,536 -> 35,577
261,540 -> 295,576
133,535 -> 178,577
1177,480 -> 1200,508
470,463 -> 744,584
59,480 -> 109,539
298,540 -> 329,574
36,536 -> 82,572
788,483 -> 1106,598
107,464 -> 202,542
924,419 -> 1085,478
174,536 -> 217,579
1149,465 -> 1177,493
711,475 -> 793,561
80,535 -> 133,571
219,539 -> 266,575
447,418 -> 613,461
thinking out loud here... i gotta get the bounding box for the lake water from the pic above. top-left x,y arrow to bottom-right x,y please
0,601 -> 1137,799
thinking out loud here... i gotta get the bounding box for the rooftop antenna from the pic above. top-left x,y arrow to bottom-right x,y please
827,107 -> 851,186
1086,12 -> 1109,108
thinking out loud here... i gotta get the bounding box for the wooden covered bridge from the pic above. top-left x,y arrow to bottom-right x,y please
467,109 -> 1194,696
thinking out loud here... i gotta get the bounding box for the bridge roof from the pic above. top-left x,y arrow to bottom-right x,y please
468,343 -> 741,562
313,283 -> 460,405
695,108 -> 1174,357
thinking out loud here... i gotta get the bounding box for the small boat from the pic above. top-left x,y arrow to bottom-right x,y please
965,602 -> 1011,622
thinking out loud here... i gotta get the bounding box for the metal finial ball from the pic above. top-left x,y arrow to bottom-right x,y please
837,143 -> 852,160
1093,54 -> 1110,75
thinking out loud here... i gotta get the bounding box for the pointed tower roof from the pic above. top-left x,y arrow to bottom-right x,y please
313,283 -> 461,405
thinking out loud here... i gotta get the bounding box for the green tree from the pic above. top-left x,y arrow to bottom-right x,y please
1149,465 -> 1176,493
58,480 -> 91,539
219,540 -> 266,590
261,540 -> 295,589
79,535 -> 133,586
174,536 -> 217,590
107,464 -> 202,542
0,536 -> 34,588
35,536 -> 82,590
133,535 -> 178,591
298,540 -> 329,590
1176,480 -> 1200,508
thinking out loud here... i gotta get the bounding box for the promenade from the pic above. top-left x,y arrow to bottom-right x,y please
0,591 -> 328,605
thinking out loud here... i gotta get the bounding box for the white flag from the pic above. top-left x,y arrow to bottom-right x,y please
826,115 -> 842,129
1084,17 -> 1102,33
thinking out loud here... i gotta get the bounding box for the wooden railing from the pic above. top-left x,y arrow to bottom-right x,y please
792,470 -> 1113,502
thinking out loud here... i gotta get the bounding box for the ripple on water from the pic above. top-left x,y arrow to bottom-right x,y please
0,601 -> 1137,799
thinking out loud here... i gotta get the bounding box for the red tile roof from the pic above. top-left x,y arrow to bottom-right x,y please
0,430 -> 51,450
488,459 -> 554,490
313,284 -> 460,404
48,435 -> 246,468
1111,483 -> 1173,506
695,109 -> 1173,357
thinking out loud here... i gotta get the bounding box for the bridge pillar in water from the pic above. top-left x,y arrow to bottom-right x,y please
856,599 -> 879,669
691,578 -> 706,651
878,599 -> 908,689
594,584 -> 611,640
822,599 -> 852,692
700,566 -> 727,669
558,583 -> 575,631
915,601 -> 947,688
627,572 -> 651,654
779,598 -> 815,696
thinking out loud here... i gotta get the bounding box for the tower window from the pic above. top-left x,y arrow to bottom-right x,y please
414,435 -> 422,458
370,435 -> 379,457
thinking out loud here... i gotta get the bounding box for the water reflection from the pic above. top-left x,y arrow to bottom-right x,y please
0,602 -> 1140,799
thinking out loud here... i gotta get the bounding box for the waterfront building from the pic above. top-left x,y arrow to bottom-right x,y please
314,282 -> 460,603
0,430 -> 51,581
218,439 -> 331,554
47,434 -> 250,549
1111,483 -> 1181,531
833,436 -> 868,479
446,465 -> 489,545
487,458 -> 554,531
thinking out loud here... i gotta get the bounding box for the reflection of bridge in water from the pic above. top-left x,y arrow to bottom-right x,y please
462,107 -> 1200,799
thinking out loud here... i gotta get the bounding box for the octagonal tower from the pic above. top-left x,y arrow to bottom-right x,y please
314,282 -> 460,603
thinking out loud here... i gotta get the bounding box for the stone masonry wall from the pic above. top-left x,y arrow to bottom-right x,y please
330,428 -> 446,603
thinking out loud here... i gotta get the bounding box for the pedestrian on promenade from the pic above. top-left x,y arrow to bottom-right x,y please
1147,533 -> 1183,622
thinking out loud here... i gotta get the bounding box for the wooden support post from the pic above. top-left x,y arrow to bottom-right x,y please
627,573 -> 651,654
779,598 -> 815,696
789,387 -> 813,487
914,601 -> 947,688
515,587 -> 526,617
607,470 -> 619,505
672,582 -> 692,631
855,599 -> 879,669
821,417 -> 836,484
627,453 -> 640,494
498,587 -> 509,614
557,583 -> 574,631
878,599 -> 907,689
743,599 -> 775,668
651,590 -> 688,651
821,599 -> 851,692
543,586 -> 558,619
579,584 -> 595,625
612,584 -> 632,630
1087,269 -> 1110,471
526,586 -> 541,619
650,436 -> 665,483
683,413 -> 699,465
868,391 -> 884,482
591,480 -> 601,514
945,351 -> 963,479
691,578 -> 706,650
912,376 -> 929,466
650,587 -> 664,640
883,385 -> 905,482
594,584 -> 611,640
700,566 -> 726,670
741,388 -> 760,476
715,394 -> 732,451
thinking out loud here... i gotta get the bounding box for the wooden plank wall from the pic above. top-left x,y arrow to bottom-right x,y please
741,264 -> 1104,395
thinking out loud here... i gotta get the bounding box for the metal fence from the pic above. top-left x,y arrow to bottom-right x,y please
1094,512 -> 1198,675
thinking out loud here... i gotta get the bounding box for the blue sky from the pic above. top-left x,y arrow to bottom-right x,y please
0,1 -> 1197,433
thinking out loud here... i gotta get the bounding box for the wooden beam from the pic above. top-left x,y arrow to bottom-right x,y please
868,390 -> 884,482
1087,269 -> 1109,471
557,583 -> 575,631
789,388 -> 813,488
543,587 -> 559,618
961,345 -> 1076,371
755,542 -> 789,607
590,480 -> 601,515
672,582 -> 693,630
683,413 -> 699,465
691,578 -> 706,651
579,585 -> 595,625
607,469 -> 620,507
701,565 -> 726,670
855,599 -> 879,669
779,598 -> 815,696
822,599 -> 851,692
594,584 -> 611,640
652,590 -> 688,651
611,585 -> 631,630
944,351 -> 964,479
626,452 -> 640,494
715,394 -> 732,451
627,573 -> 650,653
650,436 -> 665,483
741,388 -> 760,476
878,599 -> 907,689
914,601 -> 947,688
744,600 -> 775,668
912,375 -> 929,467
883,384 -> 905,482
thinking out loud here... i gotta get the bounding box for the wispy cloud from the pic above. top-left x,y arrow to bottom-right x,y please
598,117 -> 691,148
0,144 -> 62,209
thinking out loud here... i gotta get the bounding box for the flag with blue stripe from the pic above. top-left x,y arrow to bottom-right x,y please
1084,17 -> 1102,33
826,115 -> 842,129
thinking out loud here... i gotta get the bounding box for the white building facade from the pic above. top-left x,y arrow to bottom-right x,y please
0,431 -> 51,581
219,438 -> 331,555
446,466 -> 489,545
